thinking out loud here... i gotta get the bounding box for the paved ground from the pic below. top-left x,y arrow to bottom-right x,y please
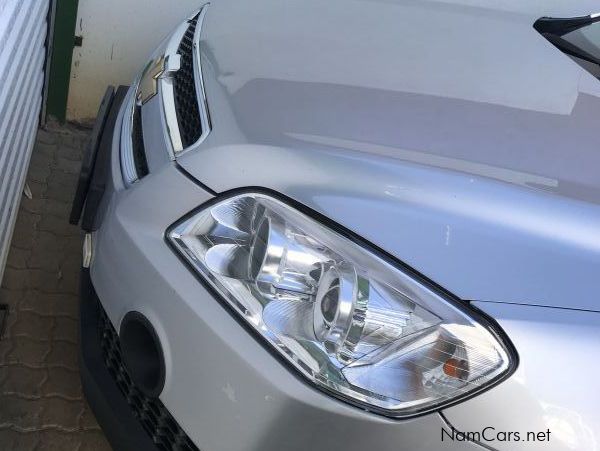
0,124 -> 111,450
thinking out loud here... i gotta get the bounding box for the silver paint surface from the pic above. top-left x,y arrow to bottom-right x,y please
443,301 -> 600,451
90,103 -> 488,450
90,1 -> 600,449
176,0 -> 600,312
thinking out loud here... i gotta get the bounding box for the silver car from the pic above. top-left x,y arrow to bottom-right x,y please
70,1 -> 600,450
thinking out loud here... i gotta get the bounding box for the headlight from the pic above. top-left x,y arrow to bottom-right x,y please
167,192 -> 514,417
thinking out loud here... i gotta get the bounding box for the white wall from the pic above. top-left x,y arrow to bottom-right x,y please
67,0 -> 204,121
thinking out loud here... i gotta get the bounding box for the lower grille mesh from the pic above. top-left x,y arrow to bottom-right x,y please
99,307 -> 199,451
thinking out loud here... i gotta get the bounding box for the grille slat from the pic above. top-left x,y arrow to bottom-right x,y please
99,307 -> 198,451
173,17 -> 203,148
131,103 -> 149,178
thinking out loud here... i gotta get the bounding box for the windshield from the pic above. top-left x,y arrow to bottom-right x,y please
564,19 -> 600,76
535,14 -> 600,79
564,21 -> 600,55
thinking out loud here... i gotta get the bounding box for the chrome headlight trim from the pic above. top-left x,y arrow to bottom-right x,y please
165,188 -> 518,418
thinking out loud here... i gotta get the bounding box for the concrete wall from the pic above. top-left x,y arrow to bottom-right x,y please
67,0 -> 204,121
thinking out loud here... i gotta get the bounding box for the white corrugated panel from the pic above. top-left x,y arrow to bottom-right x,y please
0,0 -> 49,281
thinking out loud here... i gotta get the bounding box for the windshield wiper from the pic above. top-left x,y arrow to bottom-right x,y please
534,13 -> 600,68
534,13 -> 600,37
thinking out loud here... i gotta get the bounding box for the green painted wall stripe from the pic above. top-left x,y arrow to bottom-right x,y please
46,0 -> 79,122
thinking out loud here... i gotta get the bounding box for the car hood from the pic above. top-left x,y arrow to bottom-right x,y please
178,0 -> 600,312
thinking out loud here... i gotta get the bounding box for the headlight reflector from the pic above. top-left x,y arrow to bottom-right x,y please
168,193 -> 514,416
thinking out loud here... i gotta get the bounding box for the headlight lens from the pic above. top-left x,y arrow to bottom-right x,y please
168,193 -> 514,416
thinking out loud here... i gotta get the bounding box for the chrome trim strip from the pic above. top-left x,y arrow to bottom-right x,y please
192,5 -> 212,144
158,20 -> 189,157
120,87 -> 139,186
160,78 -> 182,158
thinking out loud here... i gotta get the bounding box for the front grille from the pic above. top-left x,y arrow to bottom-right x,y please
131,104 -> 149,178
99,307 -> 198,451
173,16 -> 202,148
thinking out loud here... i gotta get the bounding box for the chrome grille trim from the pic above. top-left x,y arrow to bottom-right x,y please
159,20 -> 189,157
120,87 -> 138,186
190,4 -> 212,150
168,4 -> 211,156
120,4 -> 211,186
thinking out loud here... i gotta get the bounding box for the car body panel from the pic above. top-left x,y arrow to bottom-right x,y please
85,2 -> 600,449
443,301 -> 600,451
89,109 -> 488,450
174,0 -> 600,312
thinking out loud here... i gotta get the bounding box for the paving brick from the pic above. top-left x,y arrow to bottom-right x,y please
28,247 -> 62,271
59,131 -> 90,150
10,217 -> 38,250
43,367 -> 82,399
3,300 -> 21,332
27,152 -> 55,174
48,169 -> 79,191
38,215 -> 80,238
20,291 -> 78,318
0,338 -> 51,365
0,429 -> 40,450
53,316 -> 78,343
10,311 -> 53,341
61,253 -> 82,278
78,431 -> 113,451
25,180 -> 46,199
57,146 -> 85,162
0,366 -> 46,396
0,287 -> 24,309
0,125 -> 109,449
54,157 -> 81,176
19,291 -> 55,316
20,197 -> 45,215
45,182 -> 77,204
79,403 -> 101,430
6,247 -> 29,269
39,198 -> 72,220
36,128 -> 58,145
34,232 -> 65,254
52,164 -> 79,182
1,268 -> 27,290
27,163 -> 52,184
15,210 -> 41,231
46,342 -> 78,369
25,269 -> 61,293
37,431 -> 82,451
0,395 -> 44,429
30,142 -> 55,162
34,140 -> 58,157
56,266 -> 81,296
40,398 -> 83,430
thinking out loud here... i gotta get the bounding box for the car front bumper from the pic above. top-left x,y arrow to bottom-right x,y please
76,87 -> 490,451
78,86 -> 600,451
